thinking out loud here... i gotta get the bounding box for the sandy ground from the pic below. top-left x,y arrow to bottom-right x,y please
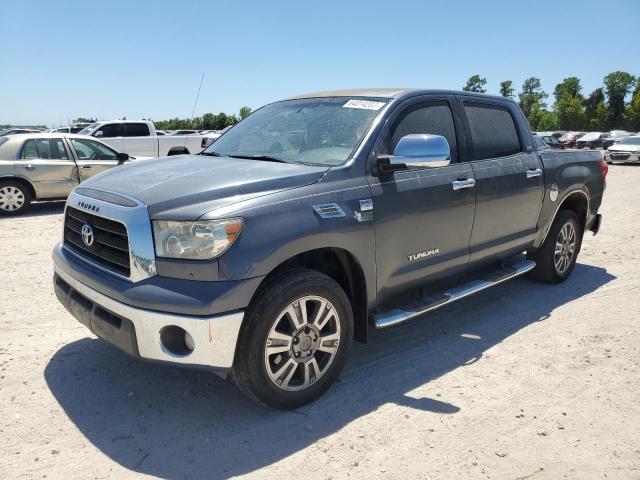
0,165 -> 639,480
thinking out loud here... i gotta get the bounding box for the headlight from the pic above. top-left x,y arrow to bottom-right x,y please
152,218 -> 243,260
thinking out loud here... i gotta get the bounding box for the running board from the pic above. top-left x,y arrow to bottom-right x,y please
373,259 -> 536,329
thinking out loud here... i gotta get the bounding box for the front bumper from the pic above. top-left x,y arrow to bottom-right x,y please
54,264 -> 244,370
605,151 -> 640,162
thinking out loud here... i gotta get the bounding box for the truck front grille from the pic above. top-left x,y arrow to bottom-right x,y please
63,206 -> 131,276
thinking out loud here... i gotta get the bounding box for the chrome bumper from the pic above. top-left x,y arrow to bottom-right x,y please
606,152 -> 640,162
54,264 -> 244,370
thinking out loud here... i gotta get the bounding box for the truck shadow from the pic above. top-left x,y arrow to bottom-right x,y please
44,263 -> 614,479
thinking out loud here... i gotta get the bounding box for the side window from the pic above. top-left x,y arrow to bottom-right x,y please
49,139 -> 69,159
384,102 -> 458,162
97,123 -> 123,138
20,140 -> 39,159
124,123 -> 150,137
463,103 -> 522,160
70,138 -> 118,160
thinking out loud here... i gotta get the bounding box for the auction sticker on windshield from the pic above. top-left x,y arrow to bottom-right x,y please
343,99 -> 386,110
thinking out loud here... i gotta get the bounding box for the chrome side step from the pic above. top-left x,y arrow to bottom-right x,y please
373,259 -> 536,329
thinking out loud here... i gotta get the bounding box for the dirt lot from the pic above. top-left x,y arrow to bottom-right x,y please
1,165 -> 639,480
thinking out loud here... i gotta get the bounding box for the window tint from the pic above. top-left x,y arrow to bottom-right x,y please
97,123 -> 123,138
384,102 -> 458,161
464,103 -> 521,160
20,140 -> 39,159
70,138 -> 118,160
124,123 -> 150,137
19,139 -> 68,159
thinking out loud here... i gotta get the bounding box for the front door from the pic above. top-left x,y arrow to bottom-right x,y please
67,138 -> 120,181
15,138 -> 78,198
369,99 -> 476,306
460,100 -> 544,264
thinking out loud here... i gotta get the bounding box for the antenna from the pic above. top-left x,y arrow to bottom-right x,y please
185,72 -> 205,146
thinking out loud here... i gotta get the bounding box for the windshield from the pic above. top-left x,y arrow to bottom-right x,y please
617,137 -> 640,145
203,97 -> 387,166
79,123 -> 99,135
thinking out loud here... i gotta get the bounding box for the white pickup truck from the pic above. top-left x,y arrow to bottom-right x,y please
78,120 -> 207,158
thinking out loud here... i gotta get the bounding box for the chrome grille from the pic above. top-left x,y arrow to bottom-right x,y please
64,206 -> 131,276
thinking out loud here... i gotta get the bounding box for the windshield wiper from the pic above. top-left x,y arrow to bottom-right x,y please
227,154 -> 292,164
199,151 -> 224,157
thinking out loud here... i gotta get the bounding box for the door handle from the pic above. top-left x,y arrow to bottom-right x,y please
82,165 -> 92,169
25,164 -> 36,171
452,178 -> 476,191
526,168 -> 542,179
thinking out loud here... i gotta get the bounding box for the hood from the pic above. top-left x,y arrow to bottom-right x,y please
81,154 -> 329,218
609,143 -> 640,152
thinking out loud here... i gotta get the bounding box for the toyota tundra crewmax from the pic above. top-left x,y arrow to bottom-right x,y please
53,89 -> 606,408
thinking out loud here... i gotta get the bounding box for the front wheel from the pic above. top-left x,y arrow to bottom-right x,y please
528,209 -> 583,283
232,268 -> 353,409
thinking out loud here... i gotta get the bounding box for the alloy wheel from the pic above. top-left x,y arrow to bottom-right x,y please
554,222 -> 576,274
264,295 -> 341,392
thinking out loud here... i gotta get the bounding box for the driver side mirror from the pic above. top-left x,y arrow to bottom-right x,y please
377,134 -> 451,173
94,131 -> 103,138
117,152 -> 129,165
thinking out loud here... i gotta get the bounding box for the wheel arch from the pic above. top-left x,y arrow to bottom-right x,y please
167,147 -> 190,156
254,247 -> 369,343
0,175 -> 37,199
539,190 -> 589,246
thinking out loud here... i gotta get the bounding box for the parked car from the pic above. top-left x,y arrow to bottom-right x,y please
53,89 -> 606,408
201,125 -> 233,148
0,128 -> 44,136
534,134 -> 564,150
576,132 -> 605,149
559,131 -> 585,148
605,136 -> 640,163
78,120 -> 205,158
601,130 -> 632,149
0,133 -> 142,215
49,125 -> 89,134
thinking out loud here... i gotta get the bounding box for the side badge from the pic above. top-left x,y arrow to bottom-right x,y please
354,198 -> 374,222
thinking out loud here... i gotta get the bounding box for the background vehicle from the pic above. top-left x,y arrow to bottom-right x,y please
0,133 -> 138,215
534,134 -> 564,149
49,125 -> 90,134
53,89 -> 606,409
78,120 -> 205,158
605,135 -> 640,163
201,125 -> 233,148
576,132 -> 604,149
0,128 -> 44,136
601,130 -> 632,149
559,131 -> 585,148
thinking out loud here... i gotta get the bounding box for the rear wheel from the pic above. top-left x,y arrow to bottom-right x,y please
528,209 -> 582,283
232,268 -> 353,409
0,181 -> 31,216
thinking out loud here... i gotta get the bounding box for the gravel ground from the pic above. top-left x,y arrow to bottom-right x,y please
1,165 -> 639,480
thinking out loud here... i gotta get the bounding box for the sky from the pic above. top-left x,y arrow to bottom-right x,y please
1,0 -> 638,126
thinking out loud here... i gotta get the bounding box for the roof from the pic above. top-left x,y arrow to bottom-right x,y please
1,132 -> 97,141
287,88 -> 514,103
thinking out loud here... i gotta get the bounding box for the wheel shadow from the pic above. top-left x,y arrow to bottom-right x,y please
44,263 -> 614,479
1,200 -> 66,218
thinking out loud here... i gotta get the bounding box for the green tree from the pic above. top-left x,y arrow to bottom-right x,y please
603,71 -> 636,128
463,75 -> 487,93
519,77 -> 548,122
528,103 -> 558,131
553,77 -> 585,130
625,80 -> 640,132
584,88 -> 607,130
73,117 -> 96,124
239,106 -> 252,119
499,80 -> 514,98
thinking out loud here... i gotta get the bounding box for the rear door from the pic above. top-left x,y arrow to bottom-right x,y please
369,97 -> 476,306
15,138 -> 78,198
460,99 -> 544,264
122,122 -> 155,157
68,138 -> 120,180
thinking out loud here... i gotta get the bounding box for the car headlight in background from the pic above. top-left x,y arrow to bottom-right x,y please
152,218 -> 243,260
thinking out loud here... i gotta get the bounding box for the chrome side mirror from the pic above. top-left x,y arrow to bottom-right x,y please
378,134 -> 451,172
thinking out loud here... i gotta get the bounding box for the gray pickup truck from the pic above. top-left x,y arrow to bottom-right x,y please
52,89 -> 606,408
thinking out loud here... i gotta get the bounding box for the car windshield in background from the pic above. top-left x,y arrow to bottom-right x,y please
617,137 -> 640,145
78,123 -> 99,135
203,97 -> 387,166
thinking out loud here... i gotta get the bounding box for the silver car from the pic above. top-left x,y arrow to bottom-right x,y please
605,136 -> 640,163
0,133 -> 132,215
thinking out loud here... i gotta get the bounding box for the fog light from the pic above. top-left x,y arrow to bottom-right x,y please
159,325 -> 194,356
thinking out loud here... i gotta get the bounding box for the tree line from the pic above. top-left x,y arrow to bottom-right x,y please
153,107 -> 251,131
463,71 -> 640,132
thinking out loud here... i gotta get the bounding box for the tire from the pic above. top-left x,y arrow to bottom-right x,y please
0,180 -> 32,216
232,268 -> 353,409
528,209 -> 582,284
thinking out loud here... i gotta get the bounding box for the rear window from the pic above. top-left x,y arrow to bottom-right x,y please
464,103 -> 522,160
19,138 -> 69,160
124,123 -> 150,137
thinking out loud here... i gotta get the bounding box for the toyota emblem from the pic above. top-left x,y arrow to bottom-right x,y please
81,224 -> 95,246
